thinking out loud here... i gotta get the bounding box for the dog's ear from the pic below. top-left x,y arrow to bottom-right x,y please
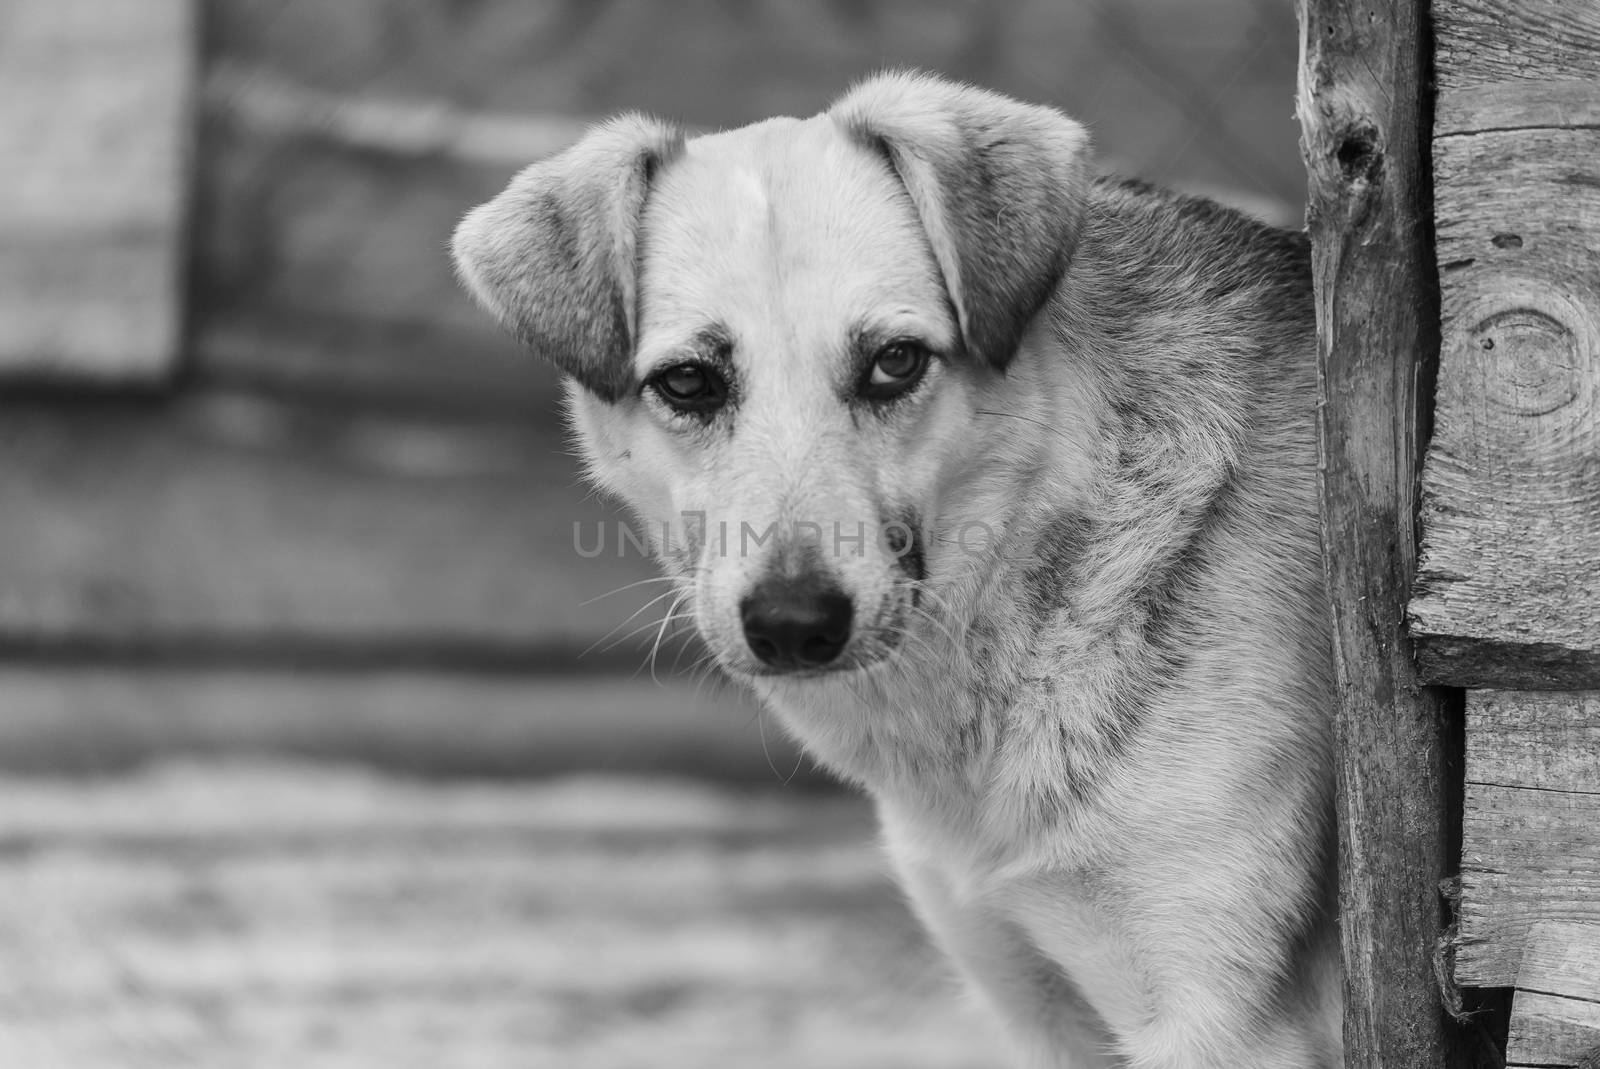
829,72 -> 1090,371
451,114 -> 685,402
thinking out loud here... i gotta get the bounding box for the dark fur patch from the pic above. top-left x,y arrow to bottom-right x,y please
451,114 -> 686,402
884,507 -> 927,585
1021,509 -> 1092,620
1137,476 -> 1234,677
831,73 -> 1088,371
1087,489 -> 1235,777
962,617 -> 1014,713
1087,175 -> 1313,312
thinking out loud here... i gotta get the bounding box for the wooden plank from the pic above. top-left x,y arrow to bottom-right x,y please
0,393 -> 679,657
1296,0 -> 1468,1064
193,61 -> 579,413
0,0 -> 195,381
1505,922 -> 1600,1069
1457,691 -> 1600,987
1410,0 -> 1600,689
0,667 -> 807,785
1433,0 -> 1600,99
0,766 -> 993,1069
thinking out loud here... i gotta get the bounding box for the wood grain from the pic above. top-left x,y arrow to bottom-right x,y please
1411,0 -> 1600,688
0,667 -> 803,784
1456,691 -> 1600,987
193,62 -> 575,414
0,0 -> 196,381
1505,922 -> 1600,1069
0,765 -> 988,1069
1296,0 -> 1466,1063
1433,0 -> 1600,96
0,393 -> 678,659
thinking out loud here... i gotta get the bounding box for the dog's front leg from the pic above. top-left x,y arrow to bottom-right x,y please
891,854 -> 1125,1069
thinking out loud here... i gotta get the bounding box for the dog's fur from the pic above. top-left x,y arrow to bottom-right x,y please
452,72 -> 1338,1068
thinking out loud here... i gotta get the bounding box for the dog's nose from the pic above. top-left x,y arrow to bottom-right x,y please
740,579 -> 853,670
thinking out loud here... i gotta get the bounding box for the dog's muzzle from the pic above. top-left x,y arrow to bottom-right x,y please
739,576 -> 853,671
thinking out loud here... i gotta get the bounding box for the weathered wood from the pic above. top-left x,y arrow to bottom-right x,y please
1296,1 -> 1466,1064
0,766 -> 990,1069
1410,0 -> 1600,689
191,0 -> 1308,410
0,667 -> 806,784
1432,0 -> 1600,98
1505,922 -> 1600,1069
1456,691 -> 1600,987
0,394 -> 678,657
0,0 -> 196,381
193,61 -> 576,414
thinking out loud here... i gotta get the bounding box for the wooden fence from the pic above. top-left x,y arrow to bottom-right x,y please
1301,0 -> 1599,1065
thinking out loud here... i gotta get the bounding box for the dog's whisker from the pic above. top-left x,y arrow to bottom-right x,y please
578,588 -> 686,660
595,616 -> 684,660
690,656 -> 730,705
589,597 -> 696,660
899,597 -> 964,655
668,633 -> 700,676
578,574 -> 681,607
642,592 -> 693,686
907,585 -> 972,651
972,408 -> 1077,444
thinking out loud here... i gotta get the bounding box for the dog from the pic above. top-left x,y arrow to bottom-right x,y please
452,72 -> 1338,1068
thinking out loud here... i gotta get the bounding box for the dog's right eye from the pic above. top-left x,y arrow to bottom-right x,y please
648,363 -> 728,414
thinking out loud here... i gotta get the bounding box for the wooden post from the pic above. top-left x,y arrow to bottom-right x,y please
1296,1 -> 1466,1065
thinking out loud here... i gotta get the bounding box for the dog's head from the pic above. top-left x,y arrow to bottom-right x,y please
453,72 -> 1090,680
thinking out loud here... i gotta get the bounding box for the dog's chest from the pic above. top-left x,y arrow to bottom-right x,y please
881,797 -> 1154,1039
1000,874 -> 1153,1037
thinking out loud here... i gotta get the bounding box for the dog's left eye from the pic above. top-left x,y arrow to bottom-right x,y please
862,342 -> 931,401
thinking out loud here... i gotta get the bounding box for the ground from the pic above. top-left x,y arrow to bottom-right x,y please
0,763 -> 1000,1069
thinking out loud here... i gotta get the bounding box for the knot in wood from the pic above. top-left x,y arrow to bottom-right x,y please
1336,123 -> 1382,187
1466,300 -> 1593,426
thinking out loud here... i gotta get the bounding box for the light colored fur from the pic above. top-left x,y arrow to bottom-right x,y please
453,72 -> 1340,1068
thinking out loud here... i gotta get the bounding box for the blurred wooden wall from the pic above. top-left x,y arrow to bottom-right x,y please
0,0 -> 196,380
0,0 -> 1300,779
